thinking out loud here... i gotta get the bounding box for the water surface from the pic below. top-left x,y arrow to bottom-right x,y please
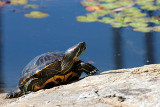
1,0 -> 160,89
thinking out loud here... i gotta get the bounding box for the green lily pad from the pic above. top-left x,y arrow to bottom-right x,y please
24,4 -> 39,9
111,12 -> 125,17
123,7 -> 140,13
133,27 -> 152,32
114,17 -> 124,22
77,16 -> 97,22
125,12 -> 146,18
141,5 -> 160,10
129,22 -> 148,28
123,17 -> 132,23
24,11 -> 49,18
11,0 -> 27,5
98,17 -> 114,23
136,1 -> 153,6
100,3 -> 120,9
150,16 -> 160,24
87,10 -> 109,17
111,22 -> 128,28
81,1 -> 98,6
132,18 -> 149,23
116,0 -> 134,7
153,26 -> 160,32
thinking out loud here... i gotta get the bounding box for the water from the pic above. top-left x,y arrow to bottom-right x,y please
1,0 -> 160,89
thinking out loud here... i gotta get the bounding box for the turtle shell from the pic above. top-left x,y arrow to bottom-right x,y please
18,52 -> 64,86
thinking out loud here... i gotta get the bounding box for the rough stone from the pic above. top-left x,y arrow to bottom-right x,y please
1,64 -> 160,107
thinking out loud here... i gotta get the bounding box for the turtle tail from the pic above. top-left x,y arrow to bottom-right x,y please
5,88 -> 23,98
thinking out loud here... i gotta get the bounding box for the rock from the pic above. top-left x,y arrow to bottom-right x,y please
1,64 -> 160,107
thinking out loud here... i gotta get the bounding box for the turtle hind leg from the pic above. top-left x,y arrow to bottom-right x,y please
76,62 -> 98,76
5,88 -> 23,99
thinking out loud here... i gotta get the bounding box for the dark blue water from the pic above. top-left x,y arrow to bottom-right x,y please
1,0 -> 160,89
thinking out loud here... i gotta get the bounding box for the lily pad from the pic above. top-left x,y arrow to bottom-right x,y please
125,12 -> 146,18
123,17 -> 132,23
150,16 -> 160,24
114,17 -> 124,22
81,1 -> 98,6
136,1 -> 153,6
129,22 -> 148,28
100,3 -> 120,9
132,18 -> 149,23
141,5 -> 160,10
11,0 -> 27,5
24,11 -> 49,18
24,4 -> 39,9
153,26 -> 160,32
116,0 -> 134,7
123,7 -> 140,13
87,10 -> 109,17
111,22 -> 128,28
98,17 -> 114,23
77,16 -> 97,22
133,27 -> 152,32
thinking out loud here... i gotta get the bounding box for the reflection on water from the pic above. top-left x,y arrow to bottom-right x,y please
112,28 -> 123,69
145,11 -> 154,65
145,32 -> 154,65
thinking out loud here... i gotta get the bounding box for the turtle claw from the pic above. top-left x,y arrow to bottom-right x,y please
88,69 -> 98,76
6,91 -> 16,99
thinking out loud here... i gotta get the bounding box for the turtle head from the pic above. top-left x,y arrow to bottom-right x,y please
61,42 -> 86,71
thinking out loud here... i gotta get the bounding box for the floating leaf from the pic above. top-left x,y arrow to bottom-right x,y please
141,5 -> 160,10
153,26 -> 160,32
133,27 -> 152,32
116,0 -> 134,7
98,17 -> 114,23
132,18 -> 149,23
129,22 -> 148,28
100,3 -> 120,9
86,5 -> 104,11
87,10 -> 109,17
125,12 -> 146,18
24,11 -> 49,18
111,12 -> 125,17
123,7 -> 140,13
77,16 -> 97,22
123,17 -> 132,22
81,1 -> 98,6
136,1 -> 153,6
24,4 -> 39,9
111,22 -> 128,28
114,17 -> 124,22
11,0 -> 27,5
150,16 -> 160,24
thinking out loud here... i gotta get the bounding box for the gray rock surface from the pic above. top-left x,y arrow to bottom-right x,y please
1,64 -> 160,107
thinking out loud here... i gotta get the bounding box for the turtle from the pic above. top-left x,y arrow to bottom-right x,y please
6,42 -> 98,98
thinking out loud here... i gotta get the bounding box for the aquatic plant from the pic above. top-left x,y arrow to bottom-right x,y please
77,0 -> 160,32
11,0 -> 27,5
24,11 -> 49,18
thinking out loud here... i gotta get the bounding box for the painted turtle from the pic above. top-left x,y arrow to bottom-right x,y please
6,42 -> 98,98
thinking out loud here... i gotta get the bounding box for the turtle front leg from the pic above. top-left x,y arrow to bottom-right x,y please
76,61 -> 98,76
6,88 -> 23,98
